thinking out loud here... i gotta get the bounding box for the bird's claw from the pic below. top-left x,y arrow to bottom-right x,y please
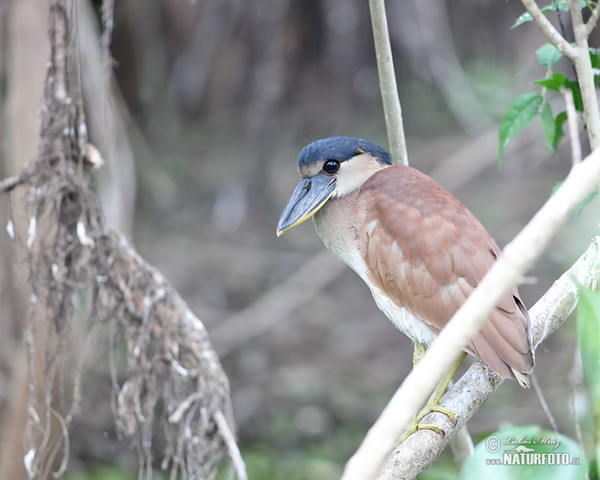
398,404 -> 456,445
417,403 -> 456,423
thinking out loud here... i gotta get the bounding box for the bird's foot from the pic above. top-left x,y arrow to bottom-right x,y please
416,402 -> 456,424
398,403 -> 456,444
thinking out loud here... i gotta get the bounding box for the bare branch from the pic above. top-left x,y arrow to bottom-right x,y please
520,0 -> 577,60
562,87 -> 582,165
341,147 -> 600,480
215,410 -> 249,480
568,0 -> 600,150
447,427 -> 473,469
585,1 -> 600,35
0,173 -> 29,194
369,0 -> 408,166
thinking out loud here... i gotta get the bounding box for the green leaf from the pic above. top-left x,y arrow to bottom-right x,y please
590,49 -> 600,88
565,80 -> 584,111
461,425 -> 587,479
537,43 -> 563,68
554,111 -> 568,151
512,12 -> 534,28
540,102 -> 556,151
512,1 -> 588,28
577,285 -> 600,473
535,72 -> 567,91
498,93 -> 543,164
512,4 -> 559,28
590,47 -> 600,69
577,287 -> 600,410
512,12 -> 533,28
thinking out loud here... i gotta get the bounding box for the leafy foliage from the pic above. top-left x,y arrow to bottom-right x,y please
577,286 -> 600,407
540,100 -> 558,150
499,2 -> 600,164
536,43 -> 563,68
512,0 -> 589,28
577,285 -> 600,477
498,93 -> 543,164
497,46 -> 576,163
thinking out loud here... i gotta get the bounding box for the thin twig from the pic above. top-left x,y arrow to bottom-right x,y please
568,0 -> 600,150
369,0 -> 408,166
341,147 -> 600,480
50,408 -> 69,478
585,1 -> 600,35
531,373 -> 558,433
0,173 -> 29,194
562,87 -> 582,165
448,426 -> 473,468
214,410 -> 248,480
520,0 -> 577,60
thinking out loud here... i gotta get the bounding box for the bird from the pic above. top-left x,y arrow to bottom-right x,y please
276,136 -> 534,398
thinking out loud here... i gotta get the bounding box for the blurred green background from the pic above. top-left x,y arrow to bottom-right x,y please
1,0 -> 599,478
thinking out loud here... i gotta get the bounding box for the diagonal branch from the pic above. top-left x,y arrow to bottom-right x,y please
341,147 -> 600,480
378,236 -> 600,479
520,0 -> 577,60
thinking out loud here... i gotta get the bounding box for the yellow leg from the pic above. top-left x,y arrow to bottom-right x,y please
401,349 -> 467,442
412,341 -> 427,366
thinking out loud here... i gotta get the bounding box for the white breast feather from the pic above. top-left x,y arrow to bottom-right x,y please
368,283 -> 437,346
315,213 -> 436,345
351,255 -> 436,346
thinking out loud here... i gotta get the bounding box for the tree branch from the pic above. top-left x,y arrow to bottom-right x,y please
568,0 -> 600,150
341,148 -> 600,480
369,0 -> 408,166
562,86 -> 582,165
585,1 -> 600,36
520,0 -> 577,60
521,0 -> 600,149
377,236 -> 600,479
0,173 -> 29,194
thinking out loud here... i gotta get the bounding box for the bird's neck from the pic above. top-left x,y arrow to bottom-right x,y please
313,191 -> 369,279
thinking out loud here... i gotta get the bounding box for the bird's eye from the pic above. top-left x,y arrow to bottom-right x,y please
323,159 -> 340,174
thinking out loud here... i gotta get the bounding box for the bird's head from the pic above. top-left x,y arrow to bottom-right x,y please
276,136 -> 391,236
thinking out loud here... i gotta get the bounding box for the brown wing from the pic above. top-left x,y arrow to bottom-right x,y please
360,165 -> 534,385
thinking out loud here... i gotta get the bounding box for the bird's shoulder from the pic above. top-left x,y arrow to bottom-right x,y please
358,164 -> 508,304
360,165 -> 498,266
360,164 -> 474,221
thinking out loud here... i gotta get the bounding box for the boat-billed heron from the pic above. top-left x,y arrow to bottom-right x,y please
277,137 -> 534,424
